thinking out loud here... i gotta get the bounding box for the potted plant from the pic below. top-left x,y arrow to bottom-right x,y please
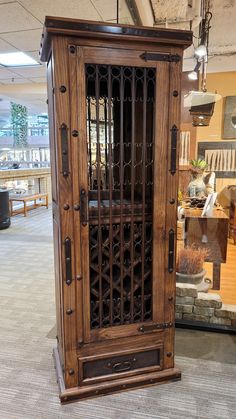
176,245 -> 211,291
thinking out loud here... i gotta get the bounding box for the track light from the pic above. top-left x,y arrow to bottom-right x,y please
195,44 -> 207,58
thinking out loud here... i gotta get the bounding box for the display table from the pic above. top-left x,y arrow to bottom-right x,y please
184,208 -> 229,290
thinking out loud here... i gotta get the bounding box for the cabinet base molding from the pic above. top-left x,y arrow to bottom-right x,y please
53,347 -> 181,403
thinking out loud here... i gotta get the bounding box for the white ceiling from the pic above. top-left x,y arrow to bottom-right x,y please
0,0 -> 235,123
0,0 -> 133,122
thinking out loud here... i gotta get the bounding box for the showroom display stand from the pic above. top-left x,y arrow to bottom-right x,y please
40,17 -> 192,402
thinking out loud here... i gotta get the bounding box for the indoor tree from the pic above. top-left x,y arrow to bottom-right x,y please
10,102 -> 28,148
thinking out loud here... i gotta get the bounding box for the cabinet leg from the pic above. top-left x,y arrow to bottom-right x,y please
212,263 -> 221,290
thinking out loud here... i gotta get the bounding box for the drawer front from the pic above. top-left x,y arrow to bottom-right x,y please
78,344 -> 163,384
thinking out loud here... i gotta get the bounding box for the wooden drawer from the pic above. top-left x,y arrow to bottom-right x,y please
78,344 -> 163,385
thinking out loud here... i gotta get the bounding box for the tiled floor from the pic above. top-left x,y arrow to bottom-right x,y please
0,207 -> 235,418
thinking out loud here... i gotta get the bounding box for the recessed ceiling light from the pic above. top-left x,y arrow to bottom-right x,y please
0,52 -> 39,67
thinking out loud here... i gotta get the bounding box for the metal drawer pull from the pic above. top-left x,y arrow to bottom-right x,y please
107,358 -> 136,373
113,361 -> 131,372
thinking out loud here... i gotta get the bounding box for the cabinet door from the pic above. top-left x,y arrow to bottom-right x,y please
70,46 -> 173,343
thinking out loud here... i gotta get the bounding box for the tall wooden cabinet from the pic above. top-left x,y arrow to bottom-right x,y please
40,17 -> 192,402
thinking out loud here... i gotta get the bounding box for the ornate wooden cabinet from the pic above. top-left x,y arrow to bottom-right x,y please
40,17 -> 192,402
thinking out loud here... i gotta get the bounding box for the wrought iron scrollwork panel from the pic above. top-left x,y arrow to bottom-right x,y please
85,64 -> 156,329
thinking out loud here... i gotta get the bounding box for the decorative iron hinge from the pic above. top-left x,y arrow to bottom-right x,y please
140,52 -> 181,63
64,237 -> 72,285
170,124 -> 178,175
60,123 -> 69,177
168,229 -> 175,273
138,321 -> 173,333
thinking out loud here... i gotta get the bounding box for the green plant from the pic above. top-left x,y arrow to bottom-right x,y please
176,245 -> 208,275
189,158 -> 208,171
10,102 -> 28,148
178,190 -> 183,204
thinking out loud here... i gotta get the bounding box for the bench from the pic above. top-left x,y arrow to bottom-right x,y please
9,193 -> 48,217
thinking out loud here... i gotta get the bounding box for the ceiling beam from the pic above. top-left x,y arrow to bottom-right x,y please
125,0 -> 143,26
134,0 -> 155,26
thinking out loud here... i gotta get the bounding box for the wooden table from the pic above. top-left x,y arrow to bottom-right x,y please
9,193 -> 48,217
184,208 -> 229,290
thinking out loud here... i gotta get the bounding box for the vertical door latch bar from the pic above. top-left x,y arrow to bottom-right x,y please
170,124 -> 178,175
64,237 -> 72,285
60,123 -> 69,177
168,229 -> 175,273
80,189 -> 88,226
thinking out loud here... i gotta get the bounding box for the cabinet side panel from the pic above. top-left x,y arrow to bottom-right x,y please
47,56 -> 65,365
164,49 -> 183,369
53,36 -> 78,388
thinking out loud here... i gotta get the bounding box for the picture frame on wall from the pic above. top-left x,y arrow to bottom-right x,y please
198,141 -> 236,178
223,96 -> 236,139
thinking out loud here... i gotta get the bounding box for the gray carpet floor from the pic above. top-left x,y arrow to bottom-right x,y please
0,207 -> 235,419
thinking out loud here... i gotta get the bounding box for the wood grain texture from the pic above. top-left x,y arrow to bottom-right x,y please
40,17 -> 192,61
47,55 -> 65,368
68,44 -> 83,349
152,61 -> 169,324
52,36 -> 78,387
164,48 -> 183,370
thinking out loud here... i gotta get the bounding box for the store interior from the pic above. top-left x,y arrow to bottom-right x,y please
0,0 -> 235,416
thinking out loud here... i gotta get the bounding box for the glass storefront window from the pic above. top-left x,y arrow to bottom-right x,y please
177,72 -> 236,332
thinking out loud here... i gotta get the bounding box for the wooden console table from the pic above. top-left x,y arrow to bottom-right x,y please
184,208 -> 229,290
9,193 -> 48,217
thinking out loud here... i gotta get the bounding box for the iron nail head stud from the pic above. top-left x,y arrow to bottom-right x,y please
69,45 -> 76,54
66,308 -> 73,315
59,85 -> 67,93
72,130 -> 79,137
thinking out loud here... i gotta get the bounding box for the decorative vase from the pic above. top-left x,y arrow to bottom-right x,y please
188,173 -> 206,197
176,269 -> 212,292
176,269 -> 206,285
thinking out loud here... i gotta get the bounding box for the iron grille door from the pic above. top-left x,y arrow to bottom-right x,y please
86,64 -> 155,330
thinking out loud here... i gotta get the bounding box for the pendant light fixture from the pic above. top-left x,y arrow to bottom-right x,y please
186,0 -> 221,127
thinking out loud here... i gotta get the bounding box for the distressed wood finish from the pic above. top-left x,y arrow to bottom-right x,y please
41,17 -> 192,403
